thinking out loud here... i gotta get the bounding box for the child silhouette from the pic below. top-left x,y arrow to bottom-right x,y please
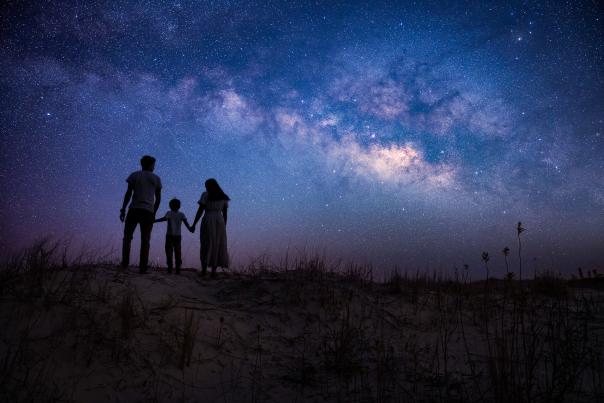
155,198 -> 193,274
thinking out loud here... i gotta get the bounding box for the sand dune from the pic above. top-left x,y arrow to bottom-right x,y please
1,251 -> 603,402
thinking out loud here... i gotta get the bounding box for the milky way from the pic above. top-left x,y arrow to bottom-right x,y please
1,1 -> 603,276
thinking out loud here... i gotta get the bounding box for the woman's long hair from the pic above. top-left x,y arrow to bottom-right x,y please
205,178 -> 230,201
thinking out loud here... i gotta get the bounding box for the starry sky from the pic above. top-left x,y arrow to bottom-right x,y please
1,1 -> 603,276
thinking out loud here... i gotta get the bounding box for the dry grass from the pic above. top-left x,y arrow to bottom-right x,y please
0,239 -> 603,402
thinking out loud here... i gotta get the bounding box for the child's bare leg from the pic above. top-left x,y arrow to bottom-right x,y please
174,236 -> 182,273
165,236 -> 173,273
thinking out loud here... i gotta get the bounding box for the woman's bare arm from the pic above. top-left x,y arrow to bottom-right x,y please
192,204 -> 205,228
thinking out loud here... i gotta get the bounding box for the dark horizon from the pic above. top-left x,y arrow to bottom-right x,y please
1,1 -> 603,275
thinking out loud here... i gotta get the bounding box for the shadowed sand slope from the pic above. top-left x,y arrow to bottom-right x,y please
1,256 -> 604,402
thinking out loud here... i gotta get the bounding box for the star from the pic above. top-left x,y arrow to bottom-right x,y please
0,0 -> 601,274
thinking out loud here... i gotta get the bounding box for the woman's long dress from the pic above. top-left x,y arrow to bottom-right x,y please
198,192 -> 229,268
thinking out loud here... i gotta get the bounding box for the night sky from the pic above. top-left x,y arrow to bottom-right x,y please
1,1 -> 603,276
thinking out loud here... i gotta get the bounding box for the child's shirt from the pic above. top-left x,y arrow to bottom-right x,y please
163,211 -> 187,236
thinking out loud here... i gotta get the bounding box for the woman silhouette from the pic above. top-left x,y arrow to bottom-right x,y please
192,178 -> 230,277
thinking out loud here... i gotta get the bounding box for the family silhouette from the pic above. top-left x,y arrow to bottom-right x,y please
119,155 -> 229,276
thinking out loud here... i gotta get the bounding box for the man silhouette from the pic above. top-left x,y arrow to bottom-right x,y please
120,155 -> 162,273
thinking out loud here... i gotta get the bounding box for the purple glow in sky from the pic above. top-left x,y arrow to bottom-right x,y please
1,1 -> 603,276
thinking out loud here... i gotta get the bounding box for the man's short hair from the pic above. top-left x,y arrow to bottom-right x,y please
140,155 -> 156,170
169,198 -> 181,210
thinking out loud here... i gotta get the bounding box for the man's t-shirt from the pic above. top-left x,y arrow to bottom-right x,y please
126,170 -> 162,213
163,211 -> 187,236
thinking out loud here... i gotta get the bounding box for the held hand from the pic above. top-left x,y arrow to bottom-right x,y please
119,209 -> 126,222
190,225 -> 196,233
